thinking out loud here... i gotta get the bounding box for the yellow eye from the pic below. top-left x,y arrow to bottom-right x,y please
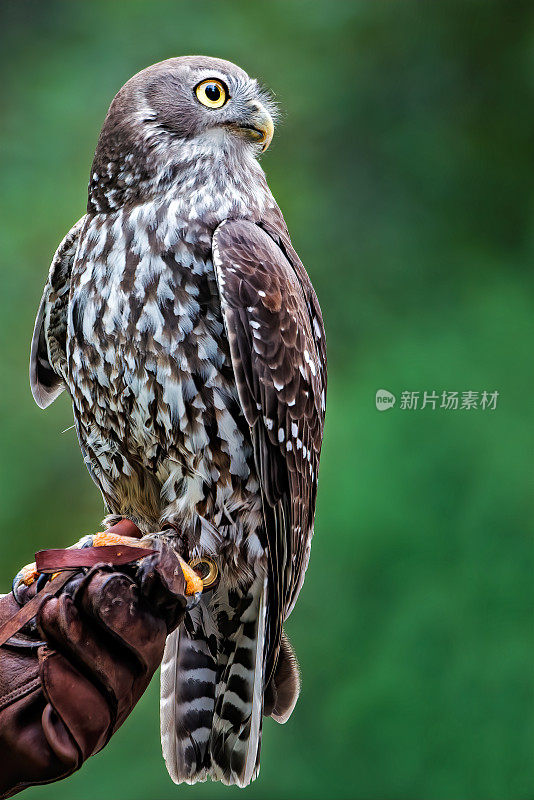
195,79 -> 228,109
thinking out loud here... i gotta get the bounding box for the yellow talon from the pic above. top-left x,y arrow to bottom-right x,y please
178,555 -> 204,596
93,531 -> 144,547
21,563 -> 38,586
92,533 -> 203,595
21,530 -> 205,598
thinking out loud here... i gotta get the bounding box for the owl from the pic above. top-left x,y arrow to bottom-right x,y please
30,56 -> 326,787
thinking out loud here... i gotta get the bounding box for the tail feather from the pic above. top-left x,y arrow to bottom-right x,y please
160,602 -> 217,784
210,573 -> 267,786
264,630 -> 301,723
160,573 -> 268,787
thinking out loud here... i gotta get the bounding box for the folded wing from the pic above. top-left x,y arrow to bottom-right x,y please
212,219 -> 327,673
30,217 -> 86,408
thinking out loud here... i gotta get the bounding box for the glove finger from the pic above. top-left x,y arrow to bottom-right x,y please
136,543 -> 188,631
38,594 -> 147,729
74,570 -> 169,668
39,646 -> 111,760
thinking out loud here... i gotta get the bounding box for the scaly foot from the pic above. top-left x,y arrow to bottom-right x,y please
95,531 -> 202,595
13,529 -> 203,599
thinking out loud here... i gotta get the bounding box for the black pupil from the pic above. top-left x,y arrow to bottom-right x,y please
205,83 -> 221,102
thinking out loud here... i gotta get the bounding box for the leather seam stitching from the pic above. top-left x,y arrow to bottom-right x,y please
0,676 -> 41,712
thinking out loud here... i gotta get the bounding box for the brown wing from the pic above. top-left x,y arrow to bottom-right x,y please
30,217 -> 86,408
212,219 -> 326,666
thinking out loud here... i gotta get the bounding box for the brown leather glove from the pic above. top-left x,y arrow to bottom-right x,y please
0,542 -> 189,798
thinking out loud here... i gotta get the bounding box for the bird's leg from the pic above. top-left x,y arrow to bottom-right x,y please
92,530 -> 145,547
12,533 -> 94,595
87,517 -> 148,550
94,525 -> 203,595
12,520 -> 203,599
94,531 -> 202,596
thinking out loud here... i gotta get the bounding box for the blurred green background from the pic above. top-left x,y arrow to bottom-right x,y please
1,1 -> 533,798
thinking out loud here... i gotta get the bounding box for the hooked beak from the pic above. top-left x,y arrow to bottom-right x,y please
234,100 -> 274,152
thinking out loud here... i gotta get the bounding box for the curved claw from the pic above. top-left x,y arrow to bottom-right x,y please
177,555 -> 204,597
12,562 -> 40,605
12,571 -> 24,602
185,590 -> 202,611
13,563 -> 38,588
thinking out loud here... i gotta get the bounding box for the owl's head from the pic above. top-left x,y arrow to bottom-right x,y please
89,56 -> 277,212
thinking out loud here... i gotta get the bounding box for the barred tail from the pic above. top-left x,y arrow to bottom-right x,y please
160,601 -> 217,784
209,573 -> 267,786
160,574 -> 268,787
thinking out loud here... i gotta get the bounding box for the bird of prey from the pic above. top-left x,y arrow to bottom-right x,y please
30,56 -> 326,787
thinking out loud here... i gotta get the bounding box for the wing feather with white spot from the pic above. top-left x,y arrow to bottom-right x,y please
212,219 -> 326,666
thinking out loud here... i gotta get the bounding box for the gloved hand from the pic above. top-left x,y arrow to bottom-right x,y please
0,541 -> 189,798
